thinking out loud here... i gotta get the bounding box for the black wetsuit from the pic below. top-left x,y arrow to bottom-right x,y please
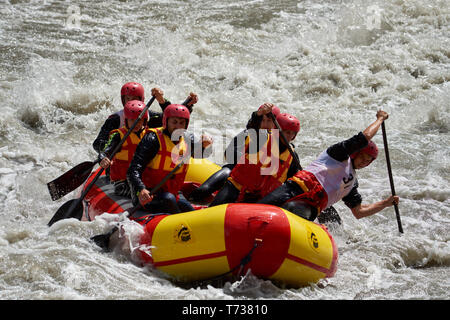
127,128 -> 211,214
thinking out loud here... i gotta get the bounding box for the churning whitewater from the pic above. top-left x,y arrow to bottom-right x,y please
0,0 -> 449,299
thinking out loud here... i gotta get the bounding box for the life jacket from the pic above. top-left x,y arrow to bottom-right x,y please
289,150 -> 356,210
287,170 -> 328,213
229,131 -> 293,201
142,127 -> 189,197
109,127 -> 146,182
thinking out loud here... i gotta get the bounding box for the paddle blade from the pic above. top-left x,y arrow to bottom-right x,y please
91,226 -> 118,251
318,206 -> 342,225
48,198 -> 84,226
47,161 -> 96,201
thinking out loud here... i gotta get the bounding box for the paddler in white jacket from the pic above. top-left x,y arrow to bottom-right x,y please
257,110 -> 400,222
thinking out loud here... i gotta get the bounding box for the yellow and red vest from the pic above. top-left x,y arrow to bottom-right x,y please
142,127 -> 189,196
109,127 -> 146,182
229,132 -> 293,201
288,170 -> 329,213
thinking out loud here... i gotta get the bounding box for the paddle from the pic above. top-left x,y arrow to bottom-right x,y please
90,156 -> 188,250
381,122 -> 403,233
47,96 -> 156,226
47,160 -> 100,201
268,112 -> 342,225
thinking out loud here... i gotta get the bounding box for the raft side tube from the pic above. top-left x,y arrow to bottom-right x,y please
185,158 -> 221,185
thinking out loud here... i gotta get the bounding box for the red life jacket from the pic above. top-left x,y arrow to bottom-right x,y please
109,127 -> 145,182
229,132 -> 293,201
142,127 -> 189,197
287,170 -> 329,212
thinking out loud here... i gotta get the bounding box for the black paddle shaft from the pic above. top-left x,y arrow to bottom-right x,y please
381,122 -> 403,233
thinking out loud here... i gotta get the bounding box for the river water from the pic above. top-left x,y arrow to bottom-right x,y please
0,0 -> 448,300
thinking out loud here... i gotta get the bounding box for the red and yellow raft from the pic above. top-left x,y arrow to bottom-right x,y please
81,159 -> 338,288
137,203 -> 337,287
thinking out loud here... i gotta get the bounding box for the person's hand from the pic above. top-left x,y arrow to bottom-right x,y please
138,189 -> 154,206
186,92 -> 198,107
201,134 -> 213,148
376,110 -> 389,121
257,103 -> 274,116
151,87 -> 165,104
384,195 -> 399,207
100,157 -> 111,169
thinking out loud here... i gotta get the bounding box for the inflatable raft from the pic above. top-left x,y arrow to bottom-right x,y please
81,158 -> 338,287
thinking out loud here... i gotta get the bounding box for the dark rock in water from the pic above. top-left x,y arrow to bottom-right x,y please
20,109 -> 44,132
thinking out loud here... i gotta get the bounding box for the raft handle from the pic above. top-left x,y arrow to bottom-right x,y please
236,238 -> 263,277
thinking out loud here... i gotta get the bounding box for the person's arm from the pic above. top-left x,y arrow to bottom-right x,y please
99,132 -> 120,158
246,111 -> 262,130
342,181 -> 399,219
363,110 -> 389,141
326,110 -> 390,162
92,114 -> 121,153
326,132 -> 369,161
148,89 -> 196,128
342,181 -> 363,209
182,92 -> 198,113
246,103 -> 275,129
151,87 -> 171,111
146,88 -> 167,128
351,195 -> 400,219
98,132 -> 121,168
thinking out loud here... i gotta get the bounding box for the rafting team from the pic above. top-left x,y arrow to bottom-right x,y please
94,81 -> 399,223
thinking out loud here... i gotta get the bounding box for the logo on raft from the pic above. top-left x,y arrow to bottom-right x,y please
306,225 -> 320,252
174,224 -> 192,243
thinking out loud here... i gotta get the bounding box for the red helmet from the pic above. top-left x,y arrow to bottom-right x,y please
351,140 -> 379,161
258,104 -> 281,117
124,100 -> 148,120
121,82 -> 145,105
272,105 -> 281,117
276,113 -> 300,133
162,104 -> 190,129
